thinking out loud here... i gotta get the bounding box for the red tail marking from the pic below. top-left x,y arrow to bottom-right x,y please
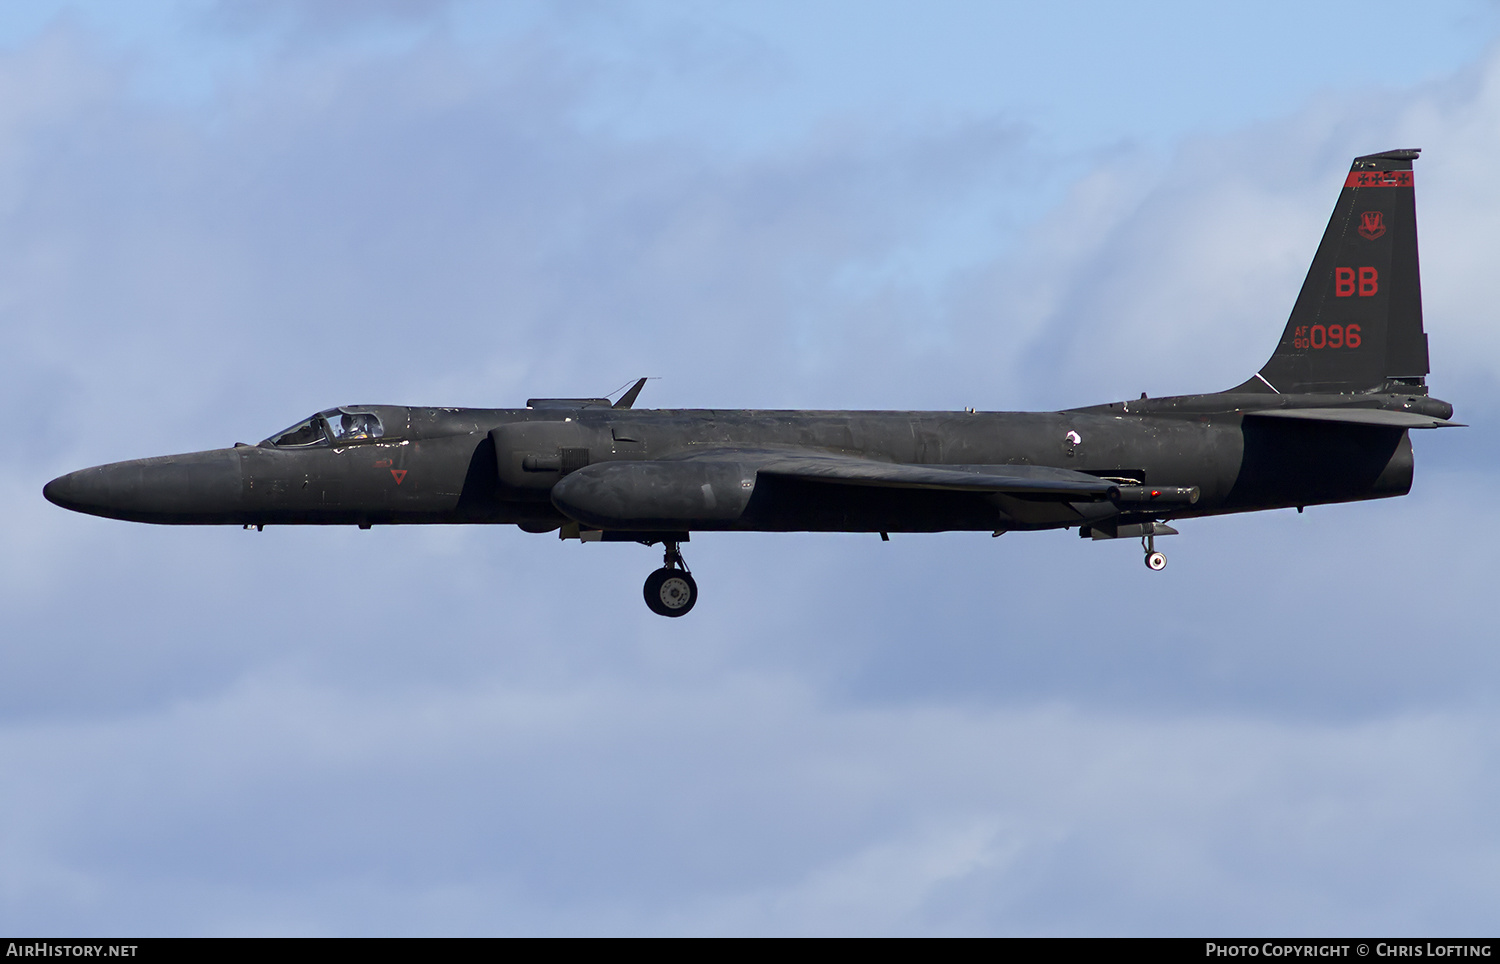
1358,211 -> 1386,240
1344,171 -> 1413,188
1335,267 -> 1378,297
391,469 -> 407,484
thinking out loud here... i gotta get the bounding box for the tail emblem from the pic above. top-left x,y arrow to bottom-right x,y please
1358,211 -> 1386,240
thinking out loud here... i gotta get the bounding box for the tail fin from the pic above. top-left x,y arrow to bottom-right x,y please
1233,149 -> 1430,396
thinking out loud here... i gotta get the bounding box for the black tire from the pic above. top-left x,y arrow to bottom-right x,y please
644,568 -> 697,617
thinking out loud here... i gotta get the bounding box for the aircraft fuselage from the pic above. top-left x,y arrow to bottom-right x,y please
44,392 -> 1434,535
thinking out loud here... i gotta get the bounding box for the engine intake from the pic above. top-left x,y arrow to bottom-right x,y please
550,461 -> 756,530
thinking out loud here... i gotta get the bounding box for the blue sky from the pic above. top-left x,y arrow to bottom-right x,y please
2,0 -> 1499,935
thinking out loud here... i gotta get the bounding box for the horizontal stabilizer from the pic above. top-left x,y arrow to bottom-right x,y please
1246,408 -> 1464,429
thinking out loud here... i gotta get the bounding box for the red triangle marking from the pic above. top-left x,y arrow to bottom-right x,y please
390,469 -> 407,484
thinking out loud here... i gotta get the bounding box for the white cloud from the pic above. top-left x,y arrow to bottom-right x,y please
3,671 -> 1497,934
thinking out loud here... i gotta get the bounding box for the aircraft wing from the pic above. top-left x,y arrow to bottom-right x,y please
549,449 -> 1125,534
737,451 -> 1118,499
1245,408 -> 1465,429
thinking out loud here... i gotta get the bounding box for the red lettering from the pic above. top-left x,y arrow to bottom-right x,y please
1334,267 -> 1378,297
1301,324 -> 1360,350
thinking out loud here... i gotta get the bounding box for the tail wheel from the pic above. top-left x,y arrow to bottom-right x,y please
1145,551 -> 1167,571
645,567 -> 698,617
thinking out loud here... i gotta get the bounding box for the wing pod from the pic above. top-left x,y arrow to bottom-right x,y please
1111,485 -> 1200,505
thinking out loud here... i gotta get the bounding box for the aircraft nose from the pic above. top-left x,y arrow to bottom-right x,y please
43,450 -> 242,522
43,470 -> 96,512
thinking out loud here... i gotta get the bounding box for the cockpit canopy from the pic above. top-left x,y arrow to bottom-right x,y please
266,408 -> 386,448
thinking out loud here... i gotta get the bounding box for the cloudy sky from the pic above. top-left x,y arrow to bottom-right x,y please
3,0 -> 1499,936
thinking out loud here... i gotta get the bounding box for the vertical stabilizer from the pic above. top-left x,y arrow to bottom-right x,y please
1233,149 -> 1429,395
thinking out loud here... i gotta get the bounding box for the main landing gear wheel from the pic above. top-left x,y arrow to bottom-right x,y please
643,540 -> 697,617
645,567 -> 698,616
1145,551 -> 1167,571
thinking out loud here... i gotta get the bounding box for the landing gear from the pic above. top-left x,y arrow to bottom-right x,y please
1080,519 -> 1176,569
644,541 -> 697,617
1142,528 -> 1167,571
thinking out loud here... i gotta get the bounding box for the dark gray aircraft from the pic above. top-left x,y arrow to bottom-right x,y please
45,149 -> 1460,616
